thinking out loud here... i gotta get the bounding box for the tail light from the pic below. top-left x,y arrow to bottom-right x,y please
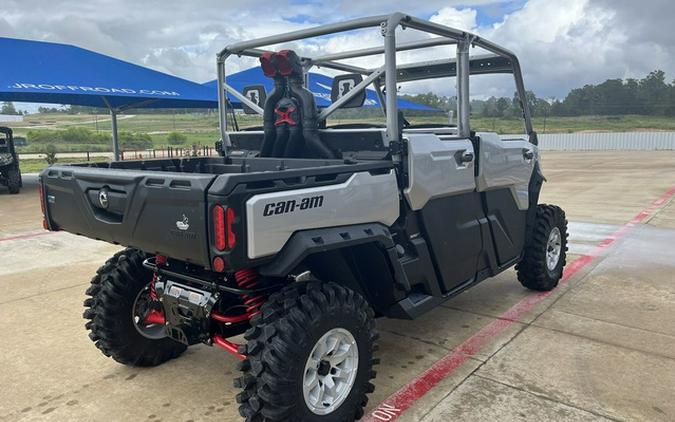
213,205 -> 226,250
226,207 -> 236,249
213,205 -> 236,251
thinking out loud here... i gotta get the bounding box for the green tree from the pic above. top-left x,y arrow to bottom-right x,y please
27,130 -> 61,144
44,144 -> 58,165
638,70 -> 669,115
166,132 -> 187,145
496,97 -> 510,117
1,102 -> 19,115
119,132 -> 153,149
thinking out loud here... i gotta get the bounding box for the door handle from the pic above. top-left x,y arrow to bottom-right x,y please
522,149 -> 534,160
460,151 -> 474,163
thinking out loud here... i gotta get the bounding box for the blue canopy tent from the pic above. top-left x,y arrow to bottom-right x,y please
0,37 -> 218,160
202,67 -> 436,111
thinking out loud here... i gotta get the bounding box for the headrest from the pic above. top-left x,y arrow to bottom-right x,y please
259,50 -> 303,78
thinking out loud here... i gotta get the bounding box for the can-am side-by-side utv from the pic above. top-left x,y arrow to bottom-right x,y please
39,12 -> 568,422
1,127 -> 22,194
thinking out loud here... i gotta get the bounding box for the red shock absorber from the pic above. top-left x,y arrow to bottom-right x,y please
234,268 -> 265,317
148,255 -> 166,300
142,254 -> 166,325
211,268 -> 266,324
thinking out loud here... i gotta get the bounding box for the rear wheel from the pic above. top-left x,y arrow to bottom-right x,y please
516,204 -> 568,291
83,248 -> 186,366
6,168 -> 20,194
235,281 -> 379,422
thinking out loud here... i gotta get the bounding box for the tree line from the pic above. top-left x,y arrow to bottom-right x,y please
402,70 -> 675,118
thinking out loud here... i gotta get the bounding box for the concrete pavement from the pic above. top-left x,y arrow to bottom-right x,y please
1,151 -> 675,422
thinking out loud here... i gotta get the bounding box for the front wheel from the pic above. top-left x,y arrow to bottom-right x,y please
516,204 -> 569,291
235,281 -> 379,421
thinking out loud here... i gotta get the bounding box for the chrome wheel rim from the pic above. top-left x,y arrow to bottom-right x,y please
546,227 -> 562,271
132,285 -> 166,340
303,328 -> 359,415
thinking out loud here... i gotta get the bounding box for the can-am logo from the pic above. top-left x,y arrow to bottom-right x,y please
98,189 -> 109,209
263,195 -> 324,216
176,214 -> 190,231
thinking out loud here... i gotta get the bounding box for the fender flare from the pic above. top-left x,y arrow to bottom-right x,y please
525,162 -> 546,243
259,223 -> 410,293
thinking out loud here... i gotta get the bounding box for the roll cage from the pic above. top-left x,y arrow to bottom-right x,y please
0,127 -> 15,155
216,12 -> 536,149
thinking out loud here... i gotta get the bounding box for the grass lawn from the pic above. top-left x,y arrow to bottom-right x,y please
7,112 -> 675,163
20,157 -> 110,173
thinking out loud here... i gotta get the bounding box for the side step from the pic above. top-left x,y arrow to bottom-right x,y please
386,292 -> 444,320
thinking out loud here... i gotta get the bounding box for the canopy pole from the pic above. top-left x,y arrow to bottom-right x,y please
110,109 -> 120,161
101,97 -> 121,161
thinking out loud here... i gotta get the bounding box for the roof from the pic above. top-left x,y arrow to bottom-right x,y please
0,37 -> 434,112
0,37 -> 217,110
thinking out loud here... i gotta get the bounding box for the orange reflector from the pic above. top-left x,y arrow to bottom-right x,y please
38,183 -> 46,214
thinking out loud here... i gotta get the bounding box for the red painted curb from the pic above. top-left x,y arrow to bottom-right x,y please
0,230 -> 54,243
362,186 -> 675,422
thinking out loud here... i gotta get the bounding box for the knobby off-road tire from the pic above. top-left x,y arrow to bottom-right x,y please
235,281 -> 379,422
6,168 -> 21,194
83,248 -> 186,366
516,204 -> 569,291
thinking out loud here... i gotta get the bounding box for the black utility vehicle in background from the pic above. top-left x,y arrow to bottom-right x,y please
0,127 -> 22,194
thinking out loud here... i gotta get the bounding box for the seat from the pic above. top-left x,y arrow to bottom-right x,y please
258,50 -> 335,159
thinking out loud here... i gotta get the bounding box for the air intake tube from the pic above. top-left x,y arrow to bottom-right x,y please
260,76 -> 286,157
288,76 -> 336,159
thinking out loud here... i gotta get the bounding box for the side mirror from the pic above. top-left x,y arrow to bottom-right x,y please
330,74 -> 365,108
242,85 -> 267,114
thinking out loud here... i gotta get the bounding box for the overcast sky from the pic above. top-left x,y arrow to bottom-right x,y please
1,0 -> 674,105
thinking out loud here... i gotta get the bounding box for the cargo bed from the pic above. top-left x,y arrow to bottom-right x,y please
40,156 -> 394,268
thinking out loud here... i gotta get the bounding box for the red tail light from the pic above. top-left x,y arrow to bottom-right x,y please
213,205 -> 236,251
213,205 -> 226,251
212,256 -> 226,272
226,207 -> 236,249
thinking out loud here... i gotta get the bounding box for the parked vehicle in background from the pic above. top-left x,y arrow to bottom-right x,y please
39,12 -> 568,421
0,127 -> 22,194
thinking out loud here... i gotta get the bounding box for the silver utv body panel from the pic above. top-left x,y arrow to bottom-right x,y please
404,132 -> 537,211
475,132 -> 537,210
403,134 -> 475,211
245,170 -> 400,259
